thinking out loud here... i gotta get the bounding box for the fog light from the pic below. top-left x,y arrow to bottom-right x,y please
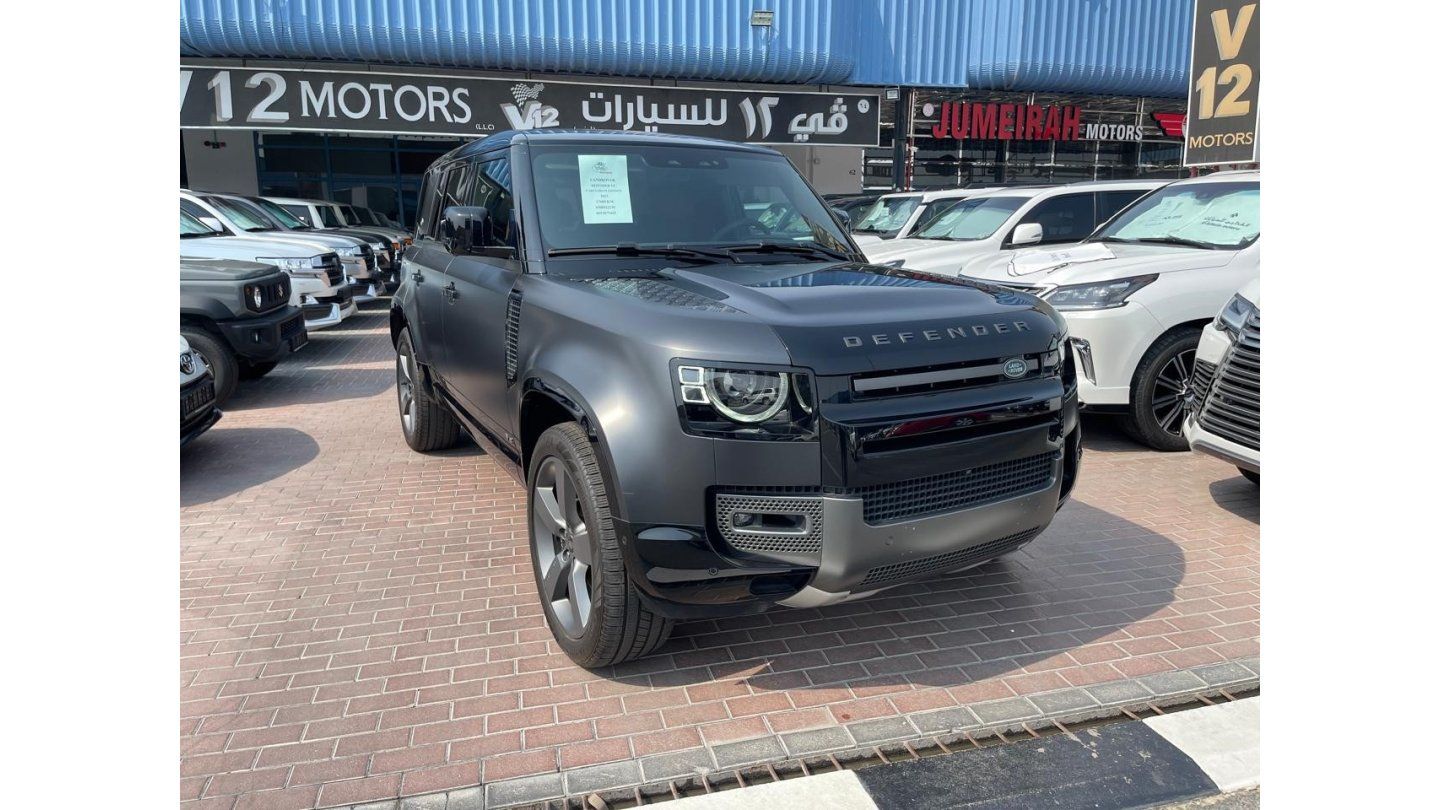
732,513 -> 755,527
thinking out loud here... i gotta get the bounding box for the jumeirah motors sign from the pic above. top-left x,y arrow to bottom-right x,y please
924,101 -> 1173,143
1184,0 -> 1260,165
179,65 -> 881,147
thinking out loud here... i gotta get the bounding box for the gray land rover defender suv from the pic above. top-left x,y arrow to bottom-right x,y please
391,130 -> 1080,667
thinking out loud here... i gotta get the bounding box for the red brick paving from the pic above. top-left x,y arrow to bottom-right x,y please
181,305 -> 1259,808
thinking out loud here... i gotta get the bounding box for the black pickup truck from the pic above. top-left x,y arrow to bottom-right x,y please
180,258 -> 308,405
391,130 -> 1080,667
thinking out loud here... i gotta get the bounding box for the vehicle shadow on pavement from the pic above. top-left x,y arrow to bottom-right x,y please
1208,478 -> 1260,525
223,368 -> 397,411
606,498 -> 1189,697
180,427 -> 320,507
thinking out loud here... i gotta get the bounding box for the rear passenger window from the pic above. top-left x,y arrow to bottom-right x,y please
1017,193 -> 1096,244
281,204 -> 312,225
1096,190 -> 1146,227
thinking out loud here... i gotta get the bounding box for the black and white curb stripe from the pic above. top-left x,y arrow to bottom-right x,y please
665,697 -> 1259,809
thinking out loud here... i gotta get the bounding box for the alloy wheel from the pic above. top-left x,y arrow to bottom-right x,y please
531,456 -> 595,639
396,346 -> 417,434
1151,348 -> 1197,437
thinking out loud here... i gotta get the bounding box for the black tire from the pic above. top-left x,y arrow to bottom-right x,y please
395,328 -> 461,452
182,328 -> 238,406
1122,328 -> 1202,452
238,360 -> 278,380
528,423 -> 673,668
1239,468 -> 1259,485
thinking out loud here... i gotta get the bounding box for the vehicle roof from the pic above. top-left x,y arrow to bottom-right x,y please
1172,169 -> 1261,185
439,129 -> 784,166
961,178 -> 1170,201
265,196 -> 341,206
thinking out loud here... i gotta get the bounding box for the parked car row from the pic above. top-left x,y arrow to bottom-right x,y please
851,173 -> 1260,452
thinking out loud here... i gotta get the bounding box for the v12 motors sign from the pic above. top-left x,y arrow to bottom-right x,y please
179,65 -> 881,147
1184,0 -> 1260,165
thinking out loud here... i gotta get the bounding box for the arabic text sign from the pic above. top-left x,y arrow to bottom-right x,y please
179,65 -> 881,147
1184,0 -> 1260,165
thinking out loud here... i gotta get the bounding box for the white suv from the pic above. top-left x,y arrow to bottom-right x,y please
1185,277 -> 1260,482
962,171 -> 1260,450
849,187 -> 1002,246
863,179 -> 1167,273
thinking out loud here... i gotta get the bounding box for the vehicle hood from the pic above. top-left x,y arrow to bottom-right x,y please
861,238 -> 996,275
266,230 -> 365,250
1235,276 -> 1261,309
181,234 -> 320,262
564,262 -> 1064,376
962,242 -> 1238,286
179,257 -> 281,282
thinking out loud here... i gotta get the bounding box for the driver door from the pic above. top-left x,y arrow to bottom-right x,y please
441,156 -> 524,444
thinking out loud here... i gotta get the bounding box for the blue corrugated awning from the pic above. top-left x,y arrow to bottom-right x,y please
180,1 -> 1193,97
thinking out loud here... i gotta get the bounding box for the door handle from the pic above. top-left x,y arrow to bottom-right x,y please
411,269 -> 424,282
443,281 -> 458,302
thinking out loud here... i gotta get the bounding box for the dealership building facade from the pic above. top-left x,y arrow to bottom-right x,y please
180,0 -> 1199,225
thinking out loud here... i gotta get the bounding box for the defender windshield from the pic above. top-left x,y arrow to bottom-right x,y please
1093,181 -> 1259,249
205,196 -> 273,232
852,195 -> 920,235
914,196 -> 1026,241
529,143 -> 850,261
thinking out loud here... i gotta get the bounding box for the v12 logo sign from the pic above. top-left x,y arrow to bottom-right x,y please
1184,0 -> 1260,165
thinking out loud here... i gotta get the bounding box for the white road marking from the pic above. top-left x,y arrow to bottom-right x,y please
1145,696 -> 1260,792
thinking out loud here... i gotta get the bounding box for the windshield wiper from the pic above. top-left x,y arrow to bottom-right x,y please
1099,236 -> 1219,250
546,244 -> 739,263
718,241 -> 853,262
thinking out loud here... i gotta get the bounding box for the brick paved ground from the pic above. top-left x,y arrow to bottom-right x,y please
180,304 -> 1260,809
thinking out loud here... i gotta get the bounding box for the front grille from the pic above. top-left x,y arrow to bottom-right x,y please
181,376 -> 216,420
851,350 -> 1060,399
323,262 -> 344,287
857,451 -> 1057,524
248,277 -> 290,313
360,244 -> 376,271
714,494 -> 824,556
858,526 -> 1044,590
1191,358 -> 1218,402
279,312 -> 305,341
1197,312 -> 1260,450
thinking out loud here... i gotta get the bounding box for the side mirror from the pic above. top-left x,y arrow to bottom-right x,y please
441,205 -> 516,259
833,208 -> 853,232
200,216 -> 225,233
1011,222 -> 1044,246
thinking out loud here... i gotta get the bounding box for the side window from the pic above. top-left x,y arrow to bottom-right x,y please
181,199 -> 221,231
430,164 -> 471,240
1096,190 -> 1146,226
468,158 -> 519,250
914,199 -> 959,232
414,171 -> 439,240
282,204 -> 312,226
1018,193 -> 1097,244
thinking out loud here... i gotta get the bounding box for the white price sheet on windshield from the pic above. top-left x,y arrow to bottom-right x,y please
577,154 -> 634,224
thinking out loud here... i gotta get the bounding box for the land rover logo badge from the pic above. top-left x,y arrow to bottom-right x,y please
1003,358 -> 1027,379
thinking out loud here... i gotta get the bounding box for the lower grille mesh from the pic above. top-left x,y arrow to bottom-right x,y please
859,526 -> 1044,590
714,494 -> 823,556
857,452 -> 1058,524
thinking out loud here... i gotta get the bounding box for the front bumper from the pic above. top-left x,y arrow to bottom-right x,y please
214,306 -> 308,363
623,374 -> 1081,618
181,374 -> 222,446
349,279 -> 384,304
1060,302 -> 1165,407
1184,417 -> 1259,473
302,286 -> 357,329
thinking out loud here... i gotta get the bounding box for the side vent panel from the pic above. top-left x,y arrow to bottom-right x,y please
504,289 -> 522,384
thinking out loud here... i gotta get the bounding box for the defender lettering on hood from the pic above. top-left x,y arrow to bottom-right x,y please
843,320 -> 1031,348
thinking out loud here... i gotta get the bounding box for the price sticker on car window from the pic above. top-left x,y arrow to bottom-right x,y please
577,154 -> 633,224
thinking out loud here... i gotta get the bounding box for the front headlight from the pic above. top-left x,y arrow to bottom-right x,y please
1214,293 -> 1257,338
258,256 -> 323,274
1044,274 -> 1158,311
675,364 -> 816,439
337,246 -> 362,257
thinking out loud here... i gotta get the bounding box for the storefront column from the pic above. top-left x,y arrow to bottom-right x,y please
891,87 -> 914,191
